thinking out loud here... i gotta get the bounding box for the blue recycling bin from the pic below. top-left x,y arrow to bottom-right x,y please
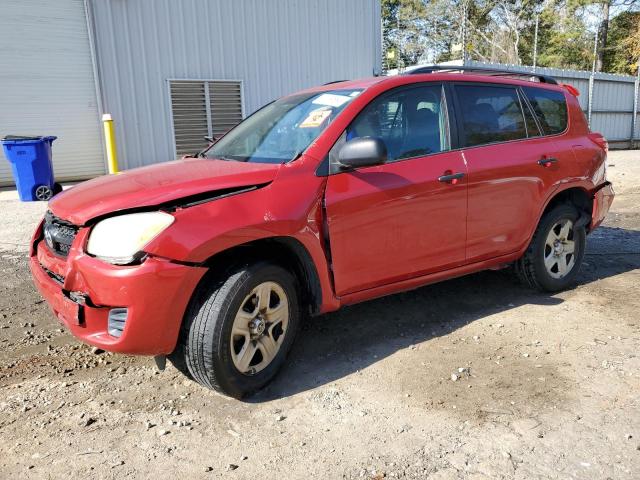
1,135 -> 58,201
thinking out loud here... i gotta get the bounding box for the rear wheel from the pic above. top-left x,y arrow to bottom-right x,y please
174,262 -> 299,398
515,204 -> 586,292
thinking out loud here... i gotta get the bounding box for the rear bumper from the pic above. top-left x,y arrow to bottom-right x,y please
30,237 -> 207,355
591,181 -> 614,231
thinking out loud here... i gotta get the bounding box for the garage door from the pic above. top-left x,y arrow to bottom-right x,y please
0,0 -> 105,186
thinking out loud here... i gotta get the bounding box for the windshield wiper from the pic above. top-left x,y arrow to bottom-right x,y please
196,135 -> 218,157
289,149 -> 305,163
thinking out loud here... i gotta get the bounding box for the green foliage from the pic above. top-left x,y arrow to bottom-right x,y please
381,0 -> 640,73
382,0 -> 458,71
604,11 -> 640,74
534,1 -> 595,70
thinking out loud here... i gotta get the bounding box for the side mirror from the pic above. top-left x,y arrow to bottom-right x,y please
337,137 -> 387,170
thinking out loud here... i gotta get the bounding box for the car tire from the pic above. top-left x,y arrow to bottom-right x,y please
515,204 -> 586,292
176,261 -> 299,398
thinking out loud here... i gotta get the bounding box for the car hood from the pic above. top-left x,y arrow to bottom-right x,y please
49,158 -> 281,225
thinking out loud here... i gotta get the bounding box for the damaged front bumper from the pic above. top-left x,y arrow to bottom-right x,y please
29,221 -> 207,355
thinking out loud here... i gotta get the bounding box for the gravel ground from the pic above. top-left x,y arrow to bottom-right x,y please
0,151 -> 639,479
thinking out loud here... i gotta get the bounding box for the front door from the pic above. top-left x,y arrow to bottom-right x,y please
324,84 -> 468,296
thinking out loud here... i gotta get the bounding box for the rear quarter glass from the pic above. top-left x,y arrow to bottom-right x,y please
522,86 -> 568,135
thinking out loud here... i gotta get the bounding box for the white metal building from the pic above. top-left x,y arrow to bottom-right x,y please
0,0 -> 382,185
0,1 -> 104,185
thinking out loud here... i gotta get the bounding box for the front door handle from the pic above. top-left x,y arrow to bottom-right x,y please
537,157 -> 558,167
438,172 -> 465,184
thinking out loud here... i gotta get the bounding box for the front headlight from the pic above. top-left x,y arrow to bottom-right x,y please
86,212 -> 174,265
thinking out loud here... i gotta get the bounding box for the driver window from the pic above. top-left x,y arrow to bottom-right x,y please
344,85 -> 450,162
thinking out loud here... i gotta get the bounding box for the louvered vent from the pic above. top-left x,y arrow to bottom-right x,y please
209,81 -> 243,138
169,81 -> 209,156
169,80 -> 243,157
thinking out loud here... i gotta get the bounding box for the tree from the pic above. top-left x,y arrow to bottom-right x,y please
597,0 -> 611,71
603,10 -> 640,73
570,0 -> 640,71
380,0 -> 640,73
535,1 -> 595,70
382,0 -> 462,71
482,0 -> 540,64
435,0 -> 497,63
381,0 -> 429,71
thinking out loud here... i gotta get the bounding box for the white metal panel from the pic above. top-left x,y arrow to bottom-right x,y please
591,112 -> 633,141
89,0 -> 382,170
591,80 -> 636,112
0,0 -> 104,185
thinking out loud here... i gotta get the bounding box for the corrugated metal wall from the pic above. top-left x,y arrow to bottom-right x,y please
0,0 -> 105,186
89,0 -> 382,170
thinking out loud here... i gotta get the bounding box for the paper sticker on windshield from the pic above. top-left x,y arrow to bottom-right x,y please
312,93 -> 351,108
299,107 -> 332,128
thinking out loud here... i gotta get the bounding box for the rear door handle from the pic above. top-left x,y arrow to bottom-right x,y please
537,157 -> 558,167
438,172 -> 465,184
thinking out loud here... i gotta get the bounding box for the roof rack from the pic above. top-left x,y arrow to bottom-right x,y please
322,80 -> 349,85
405,65 -> 558,85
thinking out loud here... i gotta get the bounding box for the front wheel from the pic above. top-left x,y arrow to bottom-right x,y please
515,204 -> 586,292
174,262 -> 299,398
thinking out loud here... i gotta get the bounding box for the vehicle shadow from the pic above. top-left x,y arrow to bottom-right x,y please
250,226 -> 640,402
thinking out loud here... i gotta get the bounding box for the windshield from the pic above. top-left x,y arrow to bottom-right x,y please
204,89 -> 362,163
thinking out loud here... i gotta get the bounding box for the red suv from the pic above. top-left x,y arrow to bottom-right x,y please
30,67 -> 614,397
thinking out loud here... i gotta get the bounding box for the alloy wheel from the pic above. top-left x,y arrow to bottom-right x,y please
544,219 -> 576,279
230,281 -> 289,375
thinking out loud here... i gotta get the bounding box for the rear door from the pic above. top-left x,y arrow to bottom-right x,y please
324,83 -> 468,296
522,86 -> 582,181
452,83 -> 565,263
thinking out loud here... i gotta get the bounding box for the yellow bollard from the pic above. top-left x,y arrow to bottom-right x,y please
102,113 -> 119,174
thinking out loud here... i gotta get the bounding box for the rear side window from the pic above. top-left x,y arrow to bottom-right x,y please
455,85 -> 527,147
523,87 -> 568,135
